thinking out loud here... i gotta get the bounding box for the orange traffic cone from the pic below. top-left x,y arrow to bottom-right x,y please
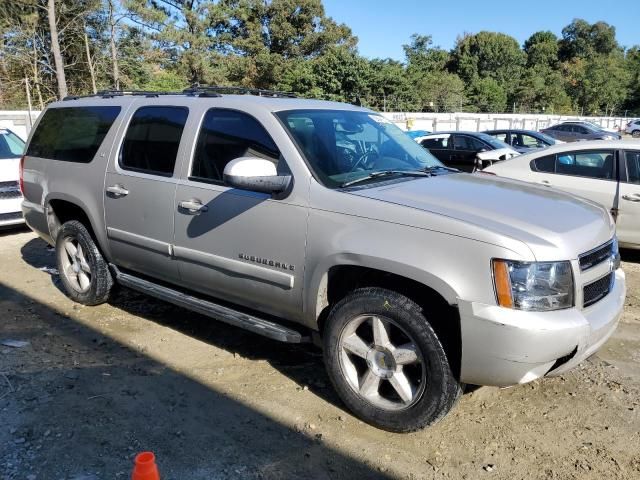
131,451 -> 160,480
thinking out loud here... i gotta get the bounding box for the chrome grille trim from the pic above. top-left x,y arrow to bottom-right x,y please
579,240 -> 613,272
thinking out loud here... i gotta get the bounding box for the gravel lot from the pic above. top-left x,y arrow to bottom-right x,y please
1,228 -> 639,480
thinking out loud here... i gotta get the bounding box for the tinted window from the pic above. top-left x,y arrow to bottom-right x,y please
573,126 -> 589,134
534,155 -> 555,172
0,130 -> 25,158
421,137 -> 449,149
191,109 -> 280,183
453,135 -> 486,151
120,106 -> 188,176
556,151 -> 615,179
625,151 -> 640,184
517,134 -> 542,148
27,106 -> 120,162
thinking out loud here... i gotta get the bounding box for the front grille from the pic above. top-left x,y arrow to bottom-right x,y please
0,211 -> 22,222
579,241 -> 613,271
0,181 -> 21,200
583,273 -> 613,307
0,189 -> 21,199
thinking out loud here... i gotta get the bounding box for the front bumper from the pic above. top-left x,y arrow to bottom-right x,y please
458,268 -> 625,386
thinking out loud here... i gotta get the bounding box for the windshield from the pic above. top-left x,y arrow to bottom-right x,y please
0,130 -> 25,159
276,110 -> 443,188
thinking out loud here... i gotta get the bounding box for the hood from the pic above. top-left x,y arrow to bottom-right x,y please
349,173 -> 614,261
0,157 -> 20,182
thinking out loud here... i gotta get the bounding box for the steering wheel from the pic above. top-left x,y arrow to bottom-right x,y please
346,149 -> 379,175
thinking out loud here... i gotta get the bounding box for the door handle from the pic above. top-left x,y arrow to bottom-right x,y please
622,194 -> 640,202
106,184 -> 129,197
541,180 -> 551,185
178,200 -> 208,214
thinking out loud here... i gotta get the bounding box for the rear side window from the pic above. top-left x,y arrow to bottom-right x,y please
625,151 -> 640,184
27,106 -> 121,162
120,106 -> 188,176
0,130 -> 25,158
421,137 -> 448,149
556,151 -> 615,179
190,109 -> 280,183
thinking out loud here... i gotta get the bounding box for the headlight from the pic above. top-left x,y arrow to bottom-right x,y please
492,259 -> 574,311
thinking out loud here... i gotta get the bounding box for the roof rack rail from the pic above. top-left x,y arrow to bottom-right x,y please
183,85 -> 296,98
62,85 -> 296,101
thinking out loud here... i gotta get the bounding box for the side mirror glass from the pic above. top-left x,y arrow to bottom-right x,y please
223,157 -> 292,194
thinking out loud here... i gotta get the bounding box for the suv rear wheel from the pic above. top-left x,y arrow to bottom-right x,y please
323,287 -> 462,432
55,220 -> 113,305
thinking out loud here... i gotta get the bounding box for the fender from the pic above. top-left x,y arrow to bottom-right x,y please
303,253 -> 460,329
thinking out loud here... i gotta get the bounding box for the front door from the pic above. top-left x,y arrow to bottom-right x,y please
451,134 -> 485,171
618,150 -> 640,246
172,108 -> 307,320
104,104 -> 189,282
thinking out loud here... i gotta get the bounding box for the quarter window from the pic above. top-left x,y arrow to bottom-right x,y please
26,106 -> 121,163
625,151 -> 640,184
191,109 -> 280,183
533,155 -> 555,172
120,106 -> 188,176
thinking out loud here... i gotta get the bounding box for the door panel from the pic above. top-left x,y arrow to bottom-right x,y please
172,107 -> 307,320
104,105 -> 188,282
173,185 -> 306,318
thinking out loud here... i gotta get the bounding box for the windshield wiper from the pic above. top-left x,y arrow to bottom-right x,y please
340,170 -> 431,188
423,165 -> 459,173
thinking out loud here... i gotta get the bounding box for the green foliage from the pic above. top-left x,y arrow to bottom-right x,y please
0,5 -> 638,115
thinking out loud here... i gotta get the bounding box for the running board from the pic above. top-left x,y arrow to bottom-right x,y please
111,266 -> 307,343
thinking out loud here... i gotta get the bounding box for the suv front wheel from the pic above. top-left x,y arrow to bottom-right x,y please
55,220 -> 113,305
323,287 -> 462,432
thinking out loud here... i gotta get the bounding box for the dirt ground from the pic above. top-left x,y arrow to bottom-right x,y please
1,228 -> 639,480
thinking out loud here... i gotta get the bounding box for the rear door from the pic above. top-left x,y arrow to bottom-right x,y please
618,150 -> 640,246
103,104 -> 189,282
531,149 -> 617,213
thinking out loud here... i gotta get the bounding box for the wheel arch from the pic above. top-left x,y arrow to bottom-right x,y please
309,258 -> 462,380
45,194 -> 111,260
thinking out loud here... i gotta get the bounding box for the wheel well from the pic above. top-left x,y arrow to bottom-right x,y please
319,265 -> 461,379
47,200 -> 95,242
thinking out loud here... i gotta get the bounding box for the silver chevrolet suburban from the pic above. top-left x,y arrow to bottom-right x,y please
20,87 -> 626,432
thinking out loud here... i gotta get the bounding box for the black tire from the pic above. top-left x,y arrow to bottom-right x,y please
633,130 -> 640,138
323,287 -> 462,433
55,220 -> 113,305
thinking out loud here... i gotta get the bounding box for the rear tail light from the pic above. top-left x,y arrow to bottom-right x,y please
19,155 -> 25,194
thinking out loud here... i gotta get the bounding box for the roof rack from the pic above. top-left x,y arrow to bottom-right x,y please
183,85 -> 296,98
63,85 -> 296,101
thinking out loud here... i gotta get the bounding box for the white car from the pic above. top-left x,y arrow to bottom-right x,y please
483,140 -> 640,248
626,120 -> 640,138
0,128 -> 26,228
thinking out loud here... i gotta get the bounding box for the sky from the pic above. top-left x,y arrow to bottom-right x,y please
322,0 -> 638,60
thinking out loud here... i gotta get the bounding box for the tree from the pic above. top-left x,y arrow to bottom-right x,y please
524,31 -> 558,68
467,77 -> 507,112
402,34 -> 449,74
558,19 -> 619,61
450,31 -> 525,104
47,0 -> 67,99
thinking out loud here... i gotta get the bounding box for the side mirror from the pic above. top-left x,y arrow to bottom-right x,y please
223,157 -> 291,194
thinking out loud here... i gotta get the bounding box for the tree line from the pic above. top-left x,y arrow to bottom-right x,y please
1,0 -> 639,116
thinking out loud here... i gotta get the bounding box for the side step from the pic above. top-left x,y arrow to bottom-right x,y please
111,266 -> 307,343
